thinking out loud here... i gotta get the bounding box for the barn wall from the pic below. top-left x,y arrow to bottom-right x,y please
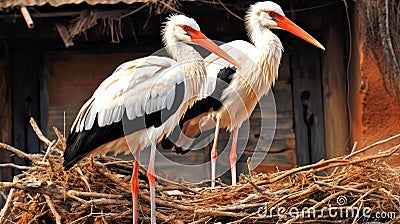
46,52 -> 149,139
357,44 -> 400,162
354,2 -> 400,163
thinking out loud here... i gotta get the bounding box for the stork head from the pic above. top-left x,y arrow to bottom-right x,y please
246,1 -> 325,50
162,14 -> 240,68
162,14 -> 201,44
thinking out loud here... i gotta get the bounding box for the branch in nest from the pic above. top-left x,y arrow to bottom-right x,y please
0,180 -> 66,200
0,163 -> 31,171
29,117 -> 52,146
44,195 -> 62,224
345,133 -> 400,159
0,177 -> 18,224
0,142 -> 33,162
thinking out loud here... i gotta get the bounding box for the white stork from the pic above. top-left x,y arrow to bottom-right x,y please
62,14 -> 239,224
161,1 -> 325,187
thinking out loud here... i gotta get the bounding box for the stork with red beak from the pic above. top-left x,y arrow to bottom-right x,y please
62,14 -> 239,224
162,1 -> 325,187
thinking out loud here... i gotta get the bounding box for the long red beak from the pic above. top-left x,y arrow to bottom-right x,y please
275,14 -> 325,50
189,30 -> 241,69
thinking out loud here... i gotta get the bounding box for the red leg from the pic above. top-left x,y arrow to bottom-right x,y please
131,150 -> 140,224
147,144 -> 157,224
211,117 -> 220,188
230,127 -> 239,185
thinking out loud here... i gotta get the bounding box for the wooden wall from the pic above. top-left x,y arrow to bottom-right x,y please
0,41 -> 12,182
11,43 -> 44,171
46,52 -> 150,140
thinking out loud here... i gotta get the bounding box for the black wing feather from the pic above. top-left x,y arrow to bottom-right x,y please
161,67 -> 236,153
63,81 -> 185,169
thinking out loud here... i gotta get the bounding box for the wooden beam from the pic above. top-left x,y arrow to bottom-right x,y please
12,43 -> 43,173
0,41 -> 12,182
292,39 -> 326,166
0,41 -> 12,207
20,5 -> 34,29
321,11 -> 350,159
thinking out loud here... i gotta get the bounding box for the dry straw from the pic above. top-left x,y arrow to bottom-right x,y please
0,118 -> 400,223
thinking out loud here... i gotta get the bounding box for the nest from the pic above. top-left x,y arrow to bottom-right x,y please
1,118 -> 400,223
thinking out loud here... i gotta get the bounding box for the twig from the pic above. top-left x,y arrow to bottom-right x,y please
350,189 -> 374,208
42,140 -> 56,162
27,210 -> 49,224
0,180 -> 16,224
247,157 -> 253,177
332,141 -> 357,175
285,190 -> 347,224
140,205 -> 171,222
29,117 -> 52,146
87,198 -> 130,206
244,175 -> 263,193
216,0 -> 243,21
119,4 -> 148,20
94,161 -> 130,191
53,126 -> 66,151
345,133 -> 400,159
0,163 -> 31,170
348,144 -> 400,164
189,216 -> 212,224
351,200 -> 364,224
67,190 -> 124,199
218,202 -> 268,211
76,167 -> 92,192
0,181 -> 66,200
316,181 -> 384,199
379,188 -> 400,212
268,184 -> 319,209
253,158 -> 348,186
194,207 -> 247,218
44,195 -> 62,224
0,142 -> 33,161
156,173 -> 199,194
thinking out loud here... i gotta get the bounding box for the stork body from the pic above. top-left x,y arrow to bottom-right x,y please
63,15 -> 238,224
162,1 -> 325,187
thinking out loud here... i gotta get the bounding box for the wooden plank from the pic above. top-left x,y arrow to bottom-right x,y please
278,54 -> 291,82
12,43 -> 43,173
273,81 -> 294,112
292,40 -> 326,165
0,41 -> 12,183
249,116 -> 293,130
321,15 -> 350,159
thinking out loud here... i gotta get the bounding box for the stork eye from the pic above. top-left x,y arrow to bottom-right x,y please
267,11 -> 277,20
182,25 -> 189,31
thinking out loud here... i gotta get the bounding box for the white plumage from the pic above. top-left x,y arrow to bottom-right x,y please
164,1 -> 325,188
72,56 -> 185,132
63,14 -> 239,224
